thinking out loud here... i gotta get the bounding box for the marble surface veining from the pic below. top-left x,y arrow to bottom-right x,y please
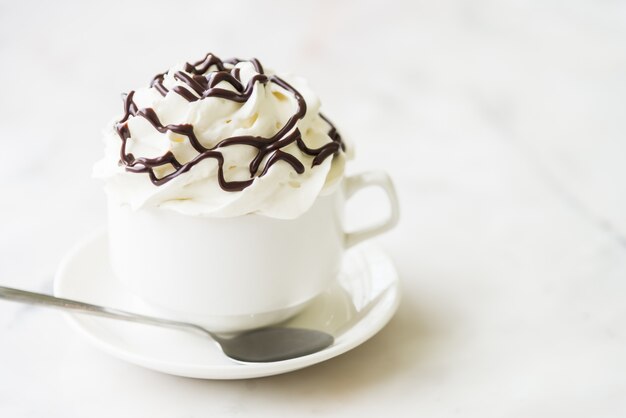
0,0 -> 625,416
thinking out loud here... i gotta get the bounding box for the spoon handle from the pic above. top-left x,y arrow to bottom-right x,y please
0,285 -> 208,336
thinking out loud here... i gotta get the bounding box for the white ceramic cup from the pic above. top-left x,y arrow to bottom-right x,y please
107,171 -> 399,332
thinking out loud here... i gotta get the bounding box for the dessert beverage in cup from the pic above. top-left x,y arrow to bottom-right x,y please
94,53 -> 399,332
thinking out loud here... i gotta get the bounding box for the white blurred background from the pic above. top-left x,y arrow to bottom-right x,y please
1,0 -> 625,279
1,1 -> 626,416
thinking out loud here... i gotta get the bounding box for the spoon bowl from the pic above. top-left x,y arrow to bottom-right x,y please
216,327 -> 334,363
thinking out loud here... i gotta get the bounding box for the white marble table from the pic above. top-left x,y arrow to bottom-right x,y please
1,1 -> 625,416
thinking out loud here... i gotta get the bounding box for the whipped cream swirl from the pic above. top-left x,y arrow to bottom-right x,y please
94,53 -> 347,219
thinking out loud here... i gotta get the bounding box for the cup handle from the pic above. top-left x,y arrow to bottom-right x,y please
344,171 -> 400,248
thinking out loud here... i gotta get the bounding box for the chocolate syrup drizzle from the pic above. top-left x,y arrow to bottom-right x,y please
115,53 -> 344,192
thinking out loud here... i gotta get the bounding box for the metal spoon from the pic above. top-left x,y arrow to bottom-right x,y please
0,285 -> 334,363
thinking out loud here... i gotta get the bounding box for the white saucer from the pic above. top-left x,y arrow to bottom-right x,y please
53,230 -> 400,379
